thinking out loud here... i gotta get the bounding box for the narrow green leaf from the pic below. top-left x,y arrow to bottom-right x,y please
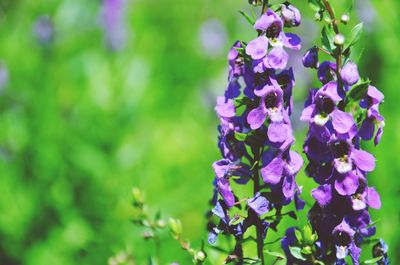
314,261 -> 325,265
344,22 -> 364,50
264,250 -> 286,260
238,11 -> 255,26
347,78 -> 371,101
321,25 -> 335,52
363,256 -> 383,264
294,229 -> 303,243
308,0 -> 324,12
289,246 -> 307,261
234,131 -> 247,142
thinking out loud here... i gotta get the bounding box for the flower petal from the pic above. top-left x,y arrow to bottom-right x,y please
268,122 -> 289,143
312,184 -> 332,207
331,109 -> 355,134
247,105 -> 267,130
261,156 -> 284,184
352,149 -> 375,172
334,172 -> 359,196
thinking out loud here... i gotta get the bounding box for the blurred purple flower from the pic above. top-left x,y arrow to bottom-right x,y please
199,19 -> 228,57
33,15 -> 53,45
101,0 -> 127,51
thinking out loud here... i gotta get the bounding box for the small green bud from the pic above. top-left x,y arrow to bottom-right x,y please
132,187 -> 144,206
156,219 -> 166,228
341,14 -> 350,24
143,230 -> 154,240
334,34 -> 345,46
314,12 -> 321,21
168,218 -> 182,237
324,17 -> 332,24
194,251 -> 206,262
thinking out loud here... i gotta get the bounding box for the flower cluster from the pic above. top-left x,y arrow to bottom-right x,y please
297,35 -> 386,265
207,3 -> 304,263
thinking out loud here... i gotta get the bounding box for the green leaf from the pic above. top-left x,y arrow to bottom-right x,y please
301,246 -> 313,255
363,256 -> 383,264
294,229 -> 303,243
289,246 -> 307,261
344,22 -> 364,50
264,250 -> 286,260
234,131 -> 247,142
308,0 -> 324,12
238,11 -> 255,26
314,261 -> 325,265
321,25 -> 335,52
347,78 -> 371,102
303,224 -> 315,244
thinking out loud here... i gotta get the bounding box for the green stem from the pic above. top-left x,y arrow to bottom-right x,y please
252,148 -> 265,265
321,0 -> 343,91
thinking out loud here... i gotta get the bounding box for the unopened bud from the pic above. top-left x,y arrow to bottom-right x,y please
341,14 -> 350,24
156,219 -> 166,228
314,12 -> 321,21
334,34 -> 345,46
195,251 -> 206,262
132,187 -> 144,206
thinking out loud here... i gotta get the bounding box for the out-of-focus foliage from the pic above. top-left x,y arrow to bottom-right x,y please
0,0 -> 398,264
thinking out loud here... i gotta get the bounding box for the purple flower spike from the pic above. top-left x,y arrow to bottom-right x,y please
340,61 -> 360,86
209,3 -> 304,256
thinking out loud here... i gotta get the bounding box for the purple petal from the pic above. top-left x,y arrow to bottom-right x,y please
261,156 -> 284,184
340,61 -> 360,86
367,187 -> 381,209
300,104 -> 315,122
281,33 -> 301,50
266,47 -> 289,69
331,109 -> 355,134
358,119 -> 375,141
312,184 -> 332,207
374,126 -> 383,146
334,172 -> 359,196
217,178 -> 235,208
247,193 -> 270,216
268,122 -> 289,143
352,149 -> 375,172
245,36 -> 269,60
286,151 -> 303,175
283,175 -> 295,199
367,86 -> 384,105
215,97 -> 235,118
247,105 -> 267,130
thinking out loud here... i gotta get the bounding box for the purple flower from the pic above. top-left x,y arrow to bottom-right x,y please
33,15 -> 53,45
301,82 -> 355,134
281,4 -> 301,27
261,151 -> 303,199
302,47 -> 319,69
373,239 -> 389,265
332,220 -> 359,262
247,84 -> 284,130
101,0 -> 127,51
340,61 -> 360,86
254,9 -> 283,38
318,61 -> 337,84
247,193 -> 270,216
246,36 -> 269,60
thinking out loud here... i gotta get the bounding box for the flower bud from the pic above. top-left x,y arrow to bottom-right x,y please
169,218 -> 182,238
334,34 -> 345,46
302,47 -> 319,69
341,14 -> 350,24
315,12 -> 321,21
281,4 -> 301,27
132,187 -> 144,207
340,61 -> 360,86
194,251 -> 206,262
156,219 -> 166,228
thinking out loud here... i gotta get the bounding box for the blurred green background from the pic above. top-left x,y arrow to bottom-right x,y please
0,0 -> 398,264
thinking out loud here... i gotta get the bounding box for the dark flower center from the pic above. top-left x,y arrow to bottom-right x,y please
266,23 -> 281,39
316,95 -> 335,114
277,74 -> 290,90
334,230 -> 352,247
264,93 -> 278,109
332,140 -> 351,158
